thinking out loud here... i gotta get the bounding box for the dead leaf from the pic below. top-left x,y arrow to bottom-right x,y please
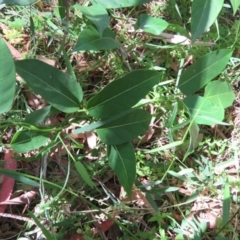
0,190 -> 37,205
2,37 -> 23,60
92,220 -> 114,234
170,60 -> 179,72
24,86 -> 46,110
38,56 -> 56,66
85,131 -> 97,149
0,150 -> 17,213
3,28 -> 23,45
120,185 -> 156,215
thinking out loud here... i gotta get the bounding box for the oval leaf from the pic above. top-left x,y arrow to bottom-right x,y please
0,0 -> 37,5
74,3 -> 109,36
107,142 -> 136,196
96,109 -> 151,144
178,49 -> 232,95
0,37 -> 15,114
204,80 -> 235,109
135,14 -> 168,35
184,96 -> 224,125
15,59 -> 83,113
90,0 -> 151,8
191,0 -> 224,42
87,70 -> 161,119
73,26 -> 121,52
11,130 -> 50,153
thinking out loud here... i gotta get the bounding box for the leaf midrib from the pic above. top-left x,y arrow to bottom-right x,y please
16,65 -> 78,105
88,74 -> 159,110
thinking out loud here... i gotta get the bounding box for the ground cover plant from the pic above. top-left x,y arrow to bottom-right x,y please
0,0 -> 240,239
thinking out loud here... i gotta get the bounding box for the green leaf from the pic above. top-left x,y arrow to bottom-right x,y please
28,211 -> 53,240
15,59 -> 83,113
191,0 -> 224,42
0,168 -> 39,187
25,106 -> 51,125
230,0 -> 240,15
222,180 -> 230,227
135,14 -> 168,35
74,3 -> 109,36
204,80 -> 235,109
167,23 -> 190,38
0,0 -> 37,5
178,49 -> 232,95
75,161 -> 95,188
0,37 -> 15,114
168,170 -> 201,186
108,142 -> 136,196
144,141 -> 183,153
58,0 -> 66,20
11,129 -> 50,153
186,121 -> 199,155
215,237 -> 231,240
96,109 -> 151,145
73,26 -> 121,51
90,0 -> 151,8
87,70 -> 161,119
184,96 -> 224,125
73,108 -> 136,134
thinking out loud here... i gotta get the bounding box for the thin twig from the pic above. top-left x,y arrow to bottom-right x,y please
127,29 -> 215,46
118,46 -> 132,71
0,212 -> 35,224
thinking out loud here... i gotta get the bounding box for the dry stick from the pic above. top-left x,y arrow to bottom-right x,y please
0,212 -> 35,224
127,29 -> 215,46
153,33 -> 215,46
118,46 -> 132,71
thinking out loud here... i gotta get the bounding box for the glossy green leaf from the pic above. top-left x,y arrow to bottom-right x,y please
73,26 -> 120,52
178,49 -> 232,95
87,70 -> 161,119
204,80 -> 235,109
75,161 -> 95,188
11,130 -> 50,153
108,142 -> 136,196
230,0 -> 240,15
90,0 -> 151,8
74,3 -> 109,36
96,109 -> 151,145
0,0 -> 37,5
25,106 -> 51,125
15,59 -> 83,113
184,96 -> 224,125
135,14 -> 168,35
0,37 -> 15,114
191,0 -> 224,42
